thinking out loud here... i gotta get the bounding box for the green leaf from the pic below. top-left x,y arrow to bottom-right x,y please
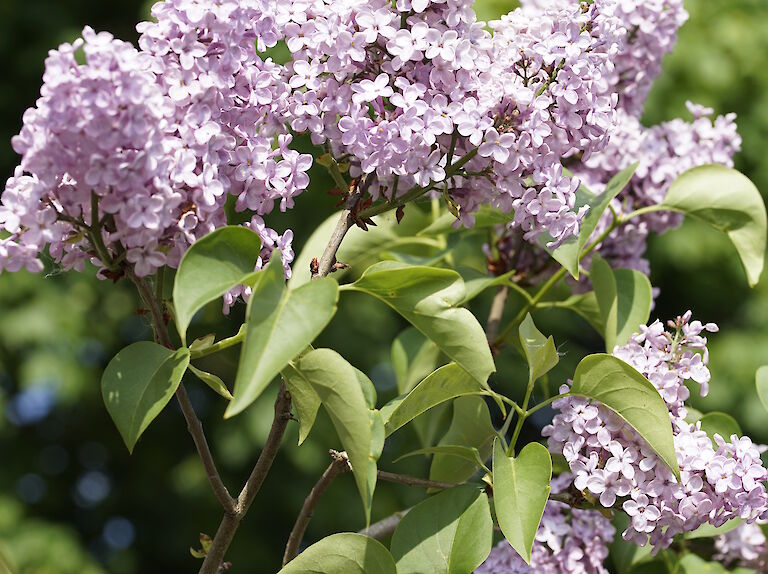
519,314 -> 559,383
456,268 -> 516,304
281,362 -> 321,446
545,163 -> 639,278
383,363 -> 486,436
296,349 -> 381,523
661,165 -> 767,286
173,226 -> 262,341
395,445 -> 489,472
347,262 -> 495,384
685,517 -> 742,540
697,412 -> 742,445
591,256 -> 653,351
492,439 -> 552,564
677,553 -> 728,574
557,291 -> 603,335
570,354 -> 680,479
290,209 -> 438,288
392,328 -> 441,394
225,255 -> 339,418
355,368 -> 378,409
430,397 -> 496,486
756,365 -> 768,414
278,533 -> 397,574
188,364 -> 232,400
390,485 -> 493,574
102,342 -> 190,453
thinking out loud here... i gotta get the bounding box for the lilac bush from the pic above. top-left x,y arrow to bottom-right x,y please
1,0 -> 767,573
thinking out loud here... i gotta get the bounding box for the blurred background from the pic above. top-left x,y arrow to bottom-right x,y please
1,0 -> 768,572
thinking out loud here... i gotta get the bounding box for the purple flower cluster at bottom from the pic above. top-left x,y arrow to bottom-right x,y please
715,522 -> 768,571
544,313 -> 768,551
475,475 -> 614,574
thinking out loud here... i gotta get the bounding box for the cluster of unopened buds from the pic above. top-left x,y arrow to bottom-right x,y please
544,312 -> 768,551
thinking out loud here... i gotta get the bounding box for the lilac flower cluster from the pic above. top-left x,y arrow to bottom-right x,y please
283,0 -> 623,245
714,522 -> 768,571
2,1 -> 309,278
544,313 -> 768,550
577,104 -> 741,274
475,474 -> 615,574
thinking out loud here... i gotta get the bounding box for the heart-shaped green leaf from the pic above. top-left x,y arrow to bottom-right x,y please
279,533 -> 396,574
383,363 -> 486,436
102,342 -> 190,453
570,354 -> 679,479
296,349 -> 382,524
661,165 -> 767,286
492,439 -> 552,564
225,255 -> 339,418
173,226 -> 262,341
391,485 -> 493,574
346,262 -> 495,384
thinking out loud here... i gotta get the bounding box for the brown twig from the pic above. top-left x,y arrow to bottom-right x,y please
313,187 -> 363,279
282,450 -> 352,565
200,383 -> 293,574
357,509 -> 411,540
376,471 -> 456,491
127,270 -> 236,515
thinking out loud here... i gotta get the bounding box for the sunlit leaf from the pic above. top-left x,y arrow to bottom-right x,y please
188,365 -> 232,400
492,439 -> 552,564
392,327 -> 441,394
518,314 -> 558,383
347,262 -> 495,384
278,533 -> 396,574
383,363 -> 486,436
697,412 -> 742,445
570,354 -> 679,479
661,165 -> 767,286
225,255 -> 339,418
102,342 -> 190,453
296,349 -> 381,524
390,485 -> 492,574
756,366 -> 768,414
173,226 -> 262,341
281,362 -> 321,446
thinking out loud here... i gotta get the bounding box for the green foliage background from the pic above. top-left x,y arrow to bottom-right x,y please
0,0 -> 767,572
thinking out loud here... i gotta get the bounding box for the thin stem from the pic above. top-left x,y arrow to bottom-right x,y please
486,286 -> 509,345
621,204 -> 666,222
190,328 -> 246,360
493,209 -> 622,347
200,382 -> 293,574
358,509 -> 411,540
507,374 -> 535,456
313,186 -> 362,279
127,269 -> 236,515
376,471 -> 456,491
357,148 -> 479,220
283,451 -> 351,565
525,393 -> 568,417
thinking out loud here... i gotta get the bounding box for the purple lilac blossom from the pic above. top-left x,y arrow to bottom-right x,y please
282,0 -> 624,245
474,474 -> 615,574
543,313 -> 768,551
714,521 -> 768,571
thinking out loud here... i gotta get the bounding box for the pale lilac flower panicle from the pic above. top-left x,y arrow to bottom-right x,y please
544,314 -> 768,551
475,474 -> 615,573
282,0 -> 623,246
714,522 -> 768,571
